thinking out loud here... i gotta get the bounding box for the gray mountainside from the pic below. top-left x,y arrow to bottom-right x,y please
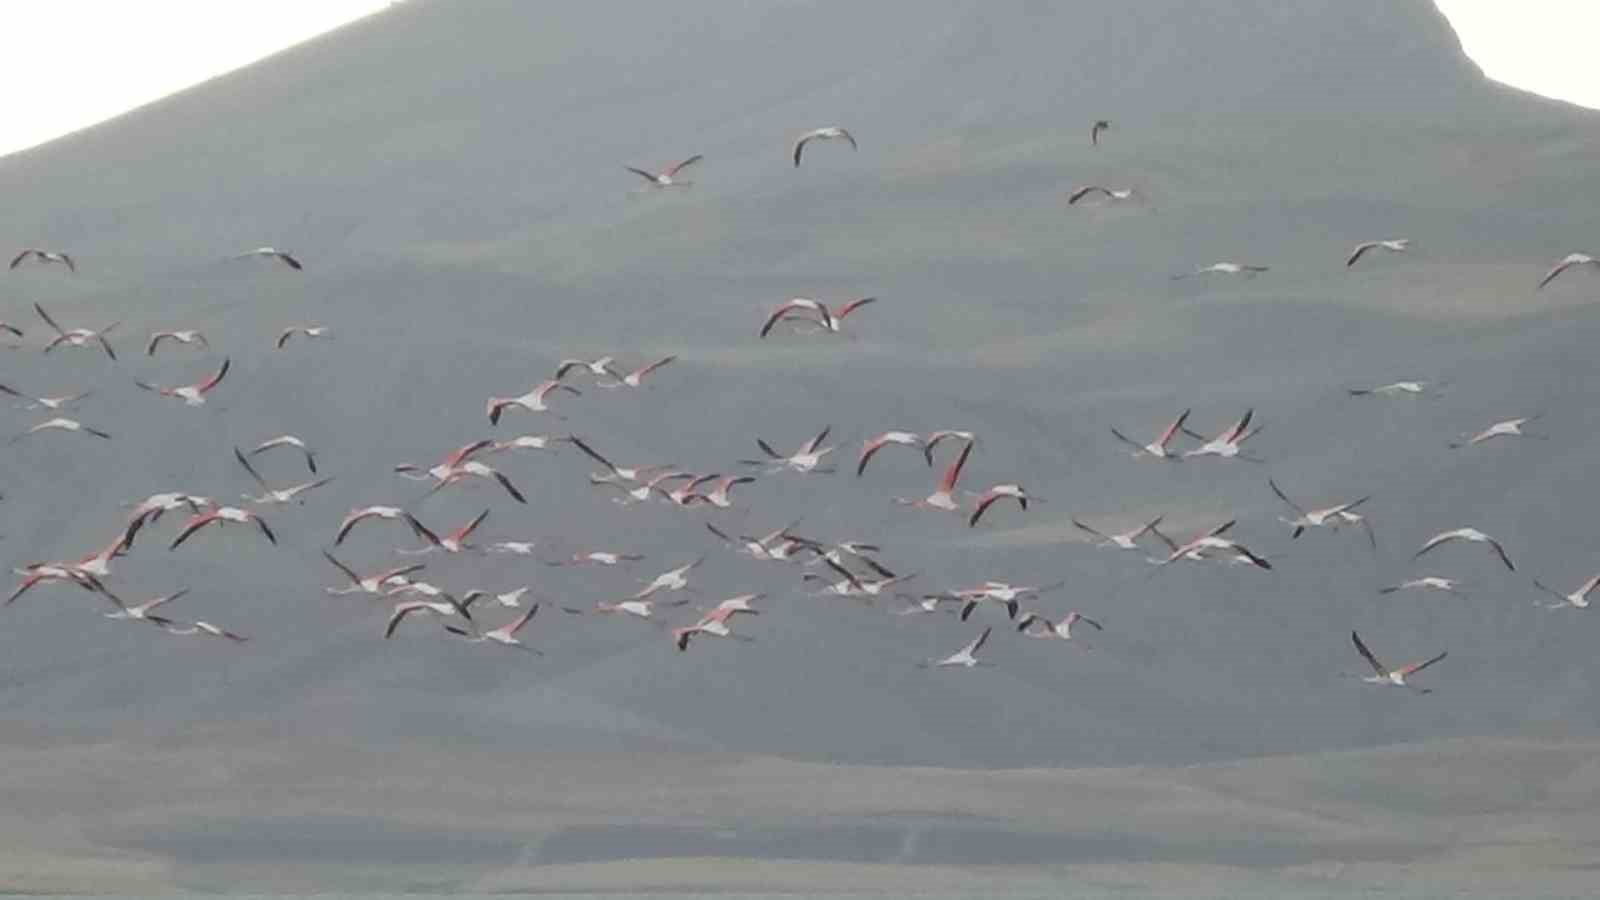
2,0 -> 1599,775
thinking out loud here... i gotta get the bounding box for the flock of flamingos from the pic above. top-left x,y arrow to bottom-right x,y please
6,121 -> 1600,691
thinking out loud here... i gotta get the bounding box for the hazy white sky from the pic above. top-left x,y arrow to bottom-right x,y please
0,1 -> 1595,158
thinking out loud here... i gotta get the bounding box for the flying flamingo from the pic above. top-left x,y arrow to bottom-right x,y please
919,627 -> 993,669
148,618 -> 248,643
554,357 -> 616,380
659,473 -> 720,506
672,605 -> 758,651
334,506 -> 426,546
1067,185 -> 1138,205
1413,527 -> 1514,571
101,589 -> 186,623
0,384 -> 90,410
1017,610 -> 1102,642
0,322 -> 20,338
402,509 -> 490,555
546,550 -> 645,567
1268,479 -> 1371,538
857,431 -> 925,477
486,380 -> 580,424
1183,409 -> 1262,460
135,358 -> 230,406
922,430 -> 977,465
415,460 -> 527,504
745,425 -> 836,473
232,247 -> 302,270
7,564 -> 108,606
568,435 -> 675,485
489,434 -> 571,454
1109,409 -> 1192,459
10,248 -> 75,272
169,507 -> 276,549
598,356 -> 677,389
758,297 -> 876,337
249,435 -> 318,473
1345,239 -> 1409,267
12,417 -> 111,442
445,604 -> 542,651
1090,119 -> 1111,146
1537,252 -> 1599,289
233,448 -> 332,504
792,126 -> 857,167
146,330 -> 209,355
575,597 -> 688,620
460,587 -> 532,609
1532,572 -> 1600,610
1450,415 -> 1544,448
704,521 -> 807,562
34,302 -> 117,359
276,325 -> 328,348
1349,631 -> 1446,693
1379,576 -> 1462,596
1347,381 -> 1429,397
625,155 -> 702,187
385,596 -> 473,639
631,556 -> 706,600
393,438 -> 496,483
1072,515 -> 1165,550
485,541 -> 538,556
322,552 -> 425,596
895,440 -> 972,512
1173,262 -> 1269,279
968,484 -> 1033,527
1150,520 -> 1270,569
683,474 -> 756,508
595,469 -> 694,506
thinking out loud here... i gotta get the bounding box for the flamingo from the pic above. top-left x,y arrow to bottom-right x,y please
34,302 -> 117,359
71,530 -> 137,577
555,357 -> 616,380
1172,262 -> 1269,279
123,492 -> 212,530
1349,631 -> 1446,693
1345,239 -> 1409,267
0,384 -> 92,410
793,539 -> 894,579
248,435 -> 318,473
1450,415 -> 1544,448
1017,610 -> 1102,642
461,587 -> 531,609
1379,576 -> 1462,596
1268,479 -> 1371,538
12,417 -> 111,442
148,618 -> 248,642
659,473 -> 720,506
673,612 -> 754,651
445,604 -> 541,650
276,325 -> 328,348
233,448 -> 332,505
968,484 -> 1033,527
700,593 -> 764,617
1072,515 -> 1165,550
745,425 -> 836,473
705,521 -> 807,563
393,438 -> 496,483
489,433 -> 571,454
598,356 -> 676,389
7,564 -> 108,605
805,559 -> 916,600
322,552 -> 425,596
102,589 -> 186,622
919,627 -> 993,668
415,460 -> 527,504
758,297 -> 876,337
1067,185 -> 1137,205
1413,527 -> 1514,571
579,597 -> 687,620
595,469 -> 694,506
134,358 -> 230,406
1183,409 -> 1262,460
169,506 -> 276,549
485,541 -> 538,555
0,322 -> 20,338
1109,409 -> 1192,459
1151,520 -> 1270,569
1532,573 -> 1600,610
402,509 -> 490,555
486,380 -> 579,424
1537,252 -> 1599,289
568,435 -> 675,485
146,330 -> 209,355
1090,119 -> 1111,146
895,439 -> 972,512
546,550 -> 644,567
334,506 -> 426,546
683,474 -> 755,509
625,155 -> 702,187
10,248 -> 75,272
232,247 -> 302,270
792,126 -> 856,167
631,556 -> 706,600
857,431 -> 925,477
1347,381 -> 1429,397
385,595 -> 472,639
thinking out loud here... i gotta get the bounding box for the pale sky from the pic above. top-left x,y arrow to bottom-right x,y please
0,1 -> 1595,158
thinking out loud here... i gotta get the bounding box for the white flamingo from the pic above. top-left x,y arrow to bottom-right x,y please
1109,409 -> 1192,459
857,431 -> 925,477
486,380 -> 579,424
1349,631 -> 1446,693
232,247 -> 302,270
625,155 -> 702,187
134,358 -> 230,406
12,417 -> 111,442
276,325 -> 328,348
1072,515 -> 1164,550
10,248 -> 75,272
919,627 -> 993,669
1345,239 -> 1409,267
1532,572 -> 1600,610
1413,527 -> 1514,571
792,126 -> 857,167
1537,252 -> 1599,289
1450,415 -> 1544,448
322,552 -> 424,596
249,435 -> 318,473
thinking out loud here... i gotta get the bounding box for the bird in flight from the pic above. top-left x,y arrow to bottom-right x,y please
1090,120 -> 1111,146
34,302 -> 118,360
1413,527 -> 1514,572
276,325 -> 329,349
135,359 -> 231,407
759,297 -> 877,337
1110,409 -> 1192,459
232,247 -> 303,270
146,330 -> 210,355
919,627 -> 993,669
1450,415 -> 1544,448
1067,185 -> 1137,205
1345,239 -> 1409,267
1173,262 -> 1269,279
10,248 -> 75,273
793,126 -> 857,167
625,155 -> 702,187
1531,572 -> 1600,610
1537,252 -> 1599,289
1349,631 -> 1446,693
